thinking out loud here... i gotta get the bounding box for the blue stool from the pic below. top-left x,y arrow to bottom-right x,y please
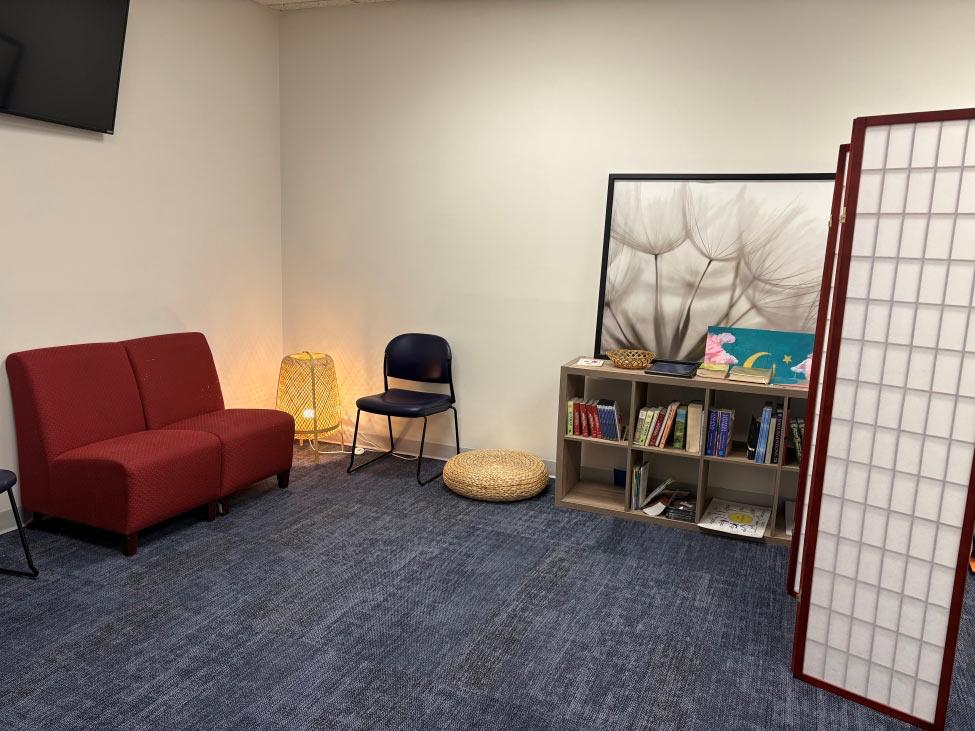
1,470 -> 39,578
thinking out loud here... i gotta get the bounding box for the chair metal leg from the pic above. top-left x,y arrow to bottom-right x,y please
416,415 -> 445,486
347,410 -> 396,474
0,490 -> 39,578
450,406 -> 460,456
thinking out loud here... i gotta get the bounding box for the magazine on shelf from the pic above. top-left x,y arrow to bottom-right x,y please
697,499 -> 771,539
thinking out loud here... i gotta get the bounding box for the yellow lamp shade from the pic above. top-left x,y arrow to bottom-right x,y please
276,352 -> 342,442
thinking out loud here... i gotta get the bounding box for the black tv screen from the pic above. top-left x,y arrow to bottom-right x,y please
0,0 -> 130,134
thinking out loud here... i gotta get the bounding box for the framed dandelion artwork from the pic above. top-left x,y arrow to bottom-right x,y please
594,173 -> 835,360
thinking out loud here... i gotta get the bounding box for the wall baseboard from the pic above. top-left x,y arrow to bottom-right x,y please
0,506 -> 19,536
314,432 -> 556,476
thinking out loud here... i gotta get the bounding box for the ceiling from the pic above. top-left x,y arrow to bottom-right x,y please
254,0 -> 395,10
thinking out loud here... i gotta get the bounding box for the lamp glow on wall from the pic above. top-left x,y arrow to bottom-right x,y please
276,351 -> 344,453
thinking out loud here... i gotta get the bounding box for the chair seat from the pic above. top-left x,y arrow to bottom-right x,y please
51,430 -> 222,534
356,388 -> 452,417
163,409 -> 295,495
0,469 -> 14,493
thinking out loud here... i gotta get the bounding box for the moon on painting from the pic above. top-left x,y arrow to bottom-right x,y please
742,352 -> 771,368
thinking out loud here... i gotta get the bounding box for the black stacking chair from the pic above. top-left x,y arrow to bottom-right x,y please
348,333 -> 459,485
0,470 -> 39,578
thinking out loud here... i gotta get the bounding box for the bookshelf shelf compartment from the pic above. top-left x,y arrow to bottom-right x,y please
564,434 -> 628,449
561,481 -> 626,513
555,357 -> 808,547
630,443 -> 700,460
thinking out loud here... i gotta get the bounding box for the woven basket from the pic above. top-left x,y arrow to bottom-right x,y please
606,349 -> 655,370
443,449 -> 549,502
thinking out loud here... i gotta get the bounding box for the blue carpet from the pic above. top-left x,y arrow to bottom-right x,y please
0,447 -> 973,730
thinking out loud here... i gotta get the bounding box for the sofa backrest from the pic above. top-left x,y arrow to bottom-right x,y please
6,342 -> 148,502
122,332 -> 224,428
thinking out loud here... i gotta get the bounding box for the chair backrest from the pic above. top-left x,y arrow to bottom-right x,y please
6,342 -> 147,504
122,332 -> 224,428
384,333 -> 454,400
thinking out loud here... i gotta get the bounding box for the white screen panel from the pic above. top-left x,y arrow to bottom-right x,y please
796,114 -> 975,729
793,147 -> 850,595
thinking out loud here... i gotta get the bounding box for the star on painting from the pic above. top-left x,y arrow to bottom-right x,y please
782,355 -> 793,364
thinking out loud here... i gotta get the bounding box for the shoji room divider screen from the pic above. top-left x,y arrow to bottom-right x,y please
792,108 -> 975,730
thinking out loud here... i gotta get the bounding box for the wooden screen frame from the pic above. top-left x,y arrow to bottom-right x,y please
787,144 -> 851,597
792,107 -> 975,731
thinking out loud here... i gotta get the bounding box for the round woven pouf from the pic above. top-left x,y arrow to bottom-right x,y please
443,449 -> 549,502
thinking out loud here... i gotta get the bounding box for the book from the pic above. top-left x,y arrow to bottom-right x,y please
755,405 -> 773,463
698,499 -> 771,539
785,500 -> 796,537
717,409 -> 733,458
640,406 -> 660,447
658,401 -> 680,447
589,401 -> 603,439
770,408 -> 783,464
596,399 -> 614,440
696,363 -> 729,380
649,407 -> 666,447
705,408 -> 720,456
728,365 -> 774,384
790,416 -> 804,465
665,496 -> 697,523
641,478 -> 686,516
567,399 -> 574,435
673,406 -> 687,450
765,414 -> 777,464
745,416 -> 760,460
634,407 -> 649,444
686,401 -> 703,454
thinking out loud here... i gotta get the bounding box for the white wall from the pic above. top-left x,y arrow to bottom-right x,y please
279,0 -> 975,461
0,0 -> 282,527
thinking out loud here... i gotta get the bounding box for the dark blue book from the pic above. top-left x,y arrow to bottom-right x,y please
596,400 -> 617,441
771,409 -> 784,464
718,410 -> 733,458
705,409 -> 720,456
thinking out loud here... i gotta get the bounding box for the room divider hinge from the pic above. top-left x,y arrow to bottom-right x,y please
839,206 -> 847,224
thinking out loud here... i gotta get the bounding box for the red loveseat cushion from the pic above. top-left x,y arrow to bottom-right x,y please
51,430 -> 222,534
122,332 -> 224,429
5,343 -> 147,513
163,409 -> 294,495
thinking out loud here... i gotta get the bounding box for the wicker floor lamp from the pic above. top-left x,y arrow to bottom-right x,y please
276,352 -> 344,453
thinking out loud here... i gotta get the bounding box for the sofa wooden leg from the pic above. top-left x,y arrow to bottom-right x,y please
123,533 -> 138,556
206,501 -> 218,522
277,470 -> 290,489
30,512 -> 44,527
220,498 -> 230,515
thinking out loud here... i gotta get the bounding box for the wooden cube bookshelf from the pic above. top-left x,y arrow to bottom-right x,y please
555,357 -> 809,546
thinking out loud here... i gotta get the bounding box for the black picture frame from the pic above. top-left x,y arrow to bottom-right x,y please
594,172 -> 835,359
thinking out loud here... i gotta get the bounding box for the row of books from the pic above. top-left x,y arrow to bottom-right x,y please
704,409 -> 735,458
634,401 -> 703,452
566,398 -> 625,441
744,405 -> 805,465
702,404 -> 806,464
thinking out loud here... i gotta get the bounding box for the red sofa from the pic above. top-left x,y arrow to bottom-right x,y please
6,333 -> 294,555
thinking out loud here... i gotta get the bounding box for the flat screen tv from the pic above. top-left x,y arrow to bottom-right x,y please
0,0 -> 130,134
